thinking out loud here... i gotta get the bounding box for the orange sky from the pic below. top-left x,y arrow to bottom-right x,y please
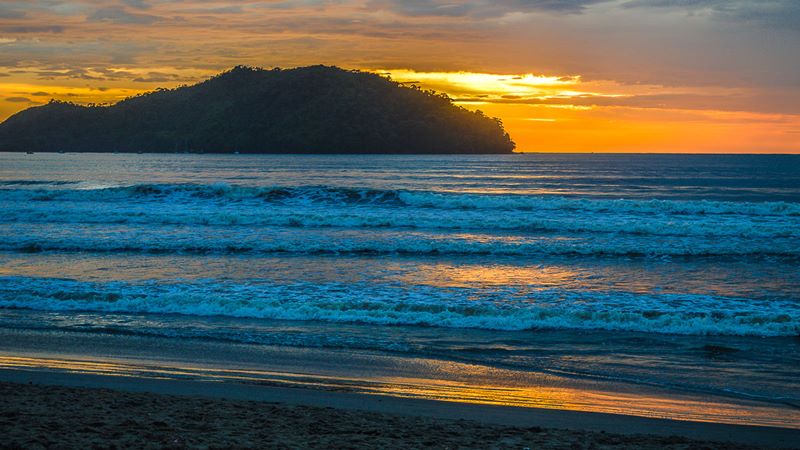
0,1 -> 798,153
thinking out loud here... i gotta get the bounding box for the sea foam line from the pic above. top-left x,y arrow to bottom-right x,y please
3,230 -> 799,257
1,183 -> 799,216
1,202 -> 798,238
0,277 -> 798,337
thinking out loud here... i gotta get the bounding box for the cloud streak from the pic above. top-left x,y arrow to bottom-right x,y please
365,0 -> 610,17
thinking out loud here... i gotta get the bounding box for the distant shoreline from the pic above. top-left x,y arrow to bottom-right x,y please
0,150 -> 519,155
3,150 -> 799,156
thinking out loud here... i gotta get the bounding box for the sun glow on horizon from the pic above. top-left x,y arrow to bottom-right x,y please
371,69 -> 800,153
375,69 -> 594,101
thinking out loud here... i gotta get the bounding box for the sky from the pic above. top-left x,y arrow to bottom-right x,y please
0,0 -> 798,153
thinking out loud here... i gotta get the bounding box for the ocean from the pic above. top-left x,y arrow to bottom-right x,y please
1,152 -> 798,426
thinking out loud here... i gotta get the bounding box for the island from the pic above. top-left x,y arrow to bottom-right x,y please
0,65 -> 515,154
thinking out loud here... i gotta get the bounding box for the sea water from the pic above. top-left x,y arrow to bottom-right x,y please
0,153 -> 798,420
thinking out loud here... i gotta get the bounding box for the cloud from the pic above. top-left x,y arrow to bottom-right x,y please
366,0 -> 609,18
121,0 -> 151,9
456,92 -> 796,114
0,1 -> 87,19
181,5 -> 244,14
5,96 -> 31,102
378,69 -> 800,115
1,25 -> 64,33
623,0 -> 800,29
131,71 -> 189,83
0,5 -> 27,19
87,6 -> 160,24
35,69 -> 104,81
370,0 -> 800,28
0,0 -> 795,116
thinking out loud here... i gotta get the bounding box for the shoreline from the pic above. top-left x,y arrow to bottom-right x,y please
2,370 -> 799,449
2,351 -> 797,429
2,326 -> 798,430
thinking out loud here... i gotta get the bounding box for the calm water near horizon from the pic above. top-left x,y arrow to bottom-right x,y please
1,153 -> 799,427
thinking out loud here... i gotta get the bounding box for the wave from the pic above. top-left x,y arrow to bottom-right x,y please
3,182 -> 800,216
1,318 -> 417,354
3,227 -> 799,257
1,276 -> 797,337
2,204 -> 797,239
0,180 -> 81,187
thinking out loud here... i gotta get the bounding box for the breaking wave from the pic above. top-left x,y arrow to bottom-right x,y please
1,276 -> 797,337
3,224 -> 799,257
3,182 -> 800,216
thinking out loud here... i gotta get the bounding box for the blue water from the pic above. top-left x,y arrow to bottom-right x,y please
1,153 -> 799,409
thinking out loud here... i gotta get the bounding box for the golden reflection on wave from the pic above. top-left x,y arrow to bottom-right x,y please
1,355 -> 797,429
391,263 -> 581,289
3,253 -> 788,299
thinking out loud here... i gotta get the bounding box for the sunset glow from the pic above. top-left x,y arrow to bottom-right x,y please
0,1 -> 798,152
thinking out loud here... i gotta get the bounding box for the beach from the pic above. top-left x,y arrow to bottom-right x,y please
2,324 -> 799,448
3,374 -> 798,449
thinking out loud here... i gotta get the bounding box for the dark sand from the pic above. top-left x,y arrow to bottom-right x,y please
2,378 -> 797,450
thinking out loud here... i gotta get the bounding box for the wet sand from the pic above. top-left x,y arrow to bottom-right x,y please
1,370 -> 799,449
0,381 -> 768,450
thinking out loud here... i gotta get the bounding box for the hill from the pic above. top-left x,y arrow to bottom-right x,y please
0,66 -> 515,154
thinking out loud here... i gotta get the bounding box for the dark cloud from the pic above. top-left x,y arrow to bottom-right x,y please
0,5 -> 27,19
132,71 -> 188,83
1,25 -> 64,33
36,68 -> 104,80
368,0 -> 800,26
133,76 -> 170,82
92,67 -> 135,78
87,6 -> 160,24
367,0 -> 608,17
623,0 -> 800,29
5,97 -> 31,102
182,5 -> 244,14
121,0 -> 151,9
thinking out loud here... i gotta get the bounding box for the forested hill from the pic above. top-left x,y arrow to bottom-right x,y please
0,65 -> 515,154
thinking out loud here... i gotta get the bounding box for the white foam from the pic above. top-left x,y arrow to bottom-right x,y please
2,183 -> 799,217
1,276 -> 797,337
